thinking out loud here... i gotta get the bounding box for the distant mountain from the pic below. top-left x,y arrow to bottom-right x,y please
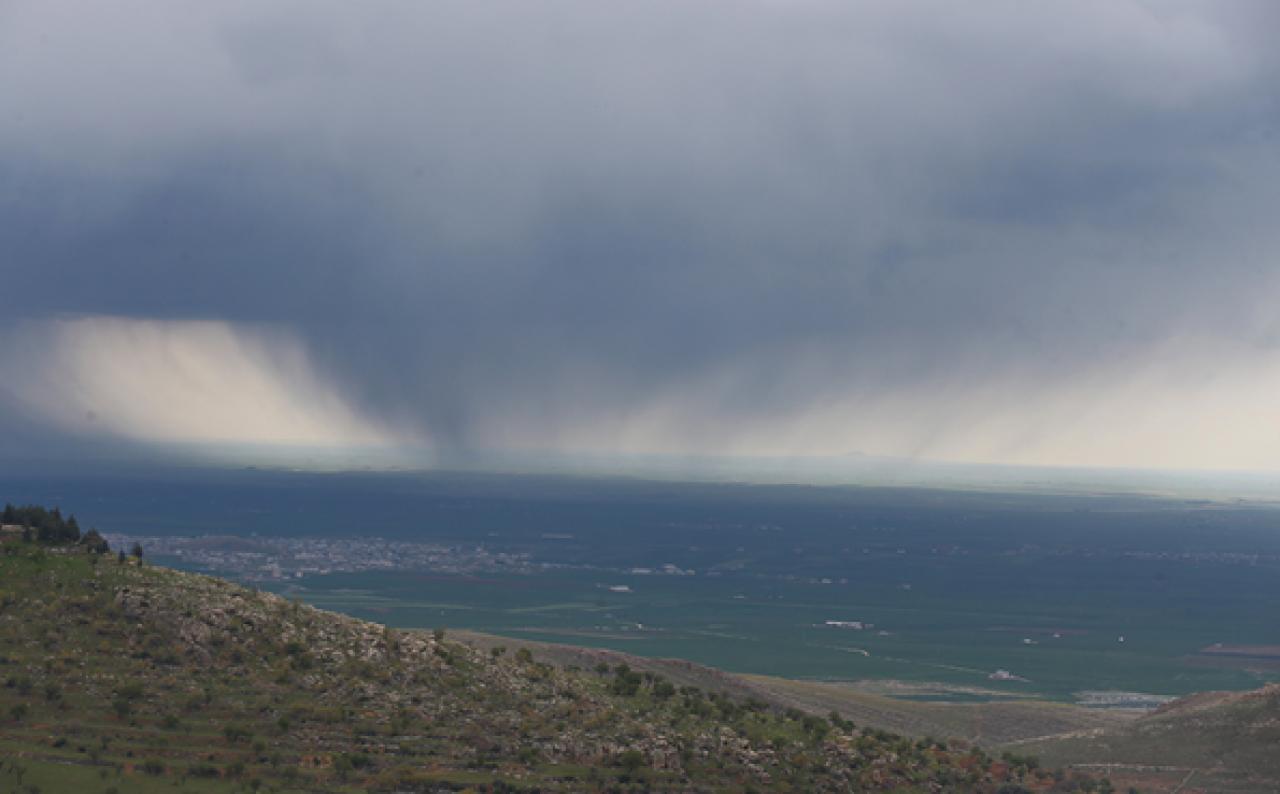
0,538 -> 1087,792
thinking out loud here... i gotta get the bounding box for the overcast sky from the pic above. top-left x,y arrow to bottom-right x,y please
3,1 -> 1280,473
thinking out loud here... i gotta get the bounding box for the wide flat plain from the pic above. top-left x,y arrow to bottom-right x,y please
252,558 -> 1277,703
9,463 -> 1280,703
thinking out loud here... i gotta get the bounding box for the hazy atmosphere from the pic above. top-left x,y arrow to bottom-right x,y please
4,0 -> 1280,472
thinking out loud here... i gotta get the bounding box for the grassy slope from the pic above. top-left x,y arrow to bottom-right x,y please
1016,685 -> 1280,793
0,542 -> 1079,793
452,631 -> 1132,746
731,678 -> 1132,748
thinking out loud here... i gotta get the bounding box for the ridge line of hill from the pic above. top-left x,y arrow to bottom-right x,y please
0,538 -> 1085,792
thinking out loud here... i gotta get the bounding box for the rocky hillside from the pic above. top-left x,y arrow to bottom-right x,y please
451,632 -> 1133,748
0,539 -> 1097,792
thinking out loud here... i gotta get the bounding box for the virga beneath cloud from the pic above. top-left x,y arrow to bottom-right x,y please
2,1 -> 1279,470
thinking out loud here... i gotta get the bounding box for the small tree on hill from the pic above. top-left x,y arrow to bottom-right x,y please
82,529 -> 109,555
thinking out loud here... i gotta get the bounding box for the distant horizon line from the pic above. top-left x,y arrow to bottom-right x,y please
4,439 -> 1280,501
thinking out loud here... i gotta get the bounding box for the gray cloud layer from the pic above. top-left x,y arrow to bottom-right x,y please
3,1 -> 1280,469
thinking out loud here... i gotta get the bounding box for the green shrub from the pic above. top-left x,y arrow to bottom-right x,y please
616,749 -> 646,772
187,763 -> 220,778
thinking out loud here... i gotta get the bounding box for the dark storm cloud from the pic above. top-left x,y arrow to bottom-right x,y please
3,1 -> 1280,467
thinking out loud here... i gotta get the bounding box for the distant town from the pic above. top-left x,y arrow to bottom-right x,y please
104,534 -> 539,581
104,534 -> 723,584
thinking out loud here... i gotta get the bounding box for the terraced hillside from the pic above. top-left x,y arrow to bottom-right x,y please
0,539 -> 1092,793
